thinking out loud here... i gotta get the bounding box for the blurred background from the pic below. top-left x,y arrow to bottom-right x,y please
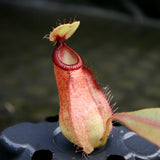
0,0 -> 160,132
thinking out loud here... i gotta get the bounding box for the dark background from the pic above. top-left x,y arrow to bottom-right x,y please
0,0 -> 160,131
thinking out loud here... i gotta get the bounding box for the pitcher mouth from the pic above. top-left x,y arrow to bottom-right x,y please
52,39 -> 83,70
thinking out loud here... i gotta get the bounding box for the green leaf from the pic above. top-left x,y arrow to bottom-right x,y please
112,108 -> 160,147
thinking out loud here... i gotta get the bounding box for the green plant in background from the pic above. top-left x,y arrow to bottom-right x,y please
47,20 -> 160,154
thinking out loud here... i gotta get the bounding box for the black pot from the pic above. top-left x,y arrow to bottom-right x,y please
0,115 -> 159,160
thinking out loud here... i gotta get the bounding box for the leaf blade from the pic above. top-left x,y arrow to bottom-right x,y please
112,108 -> 160,147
